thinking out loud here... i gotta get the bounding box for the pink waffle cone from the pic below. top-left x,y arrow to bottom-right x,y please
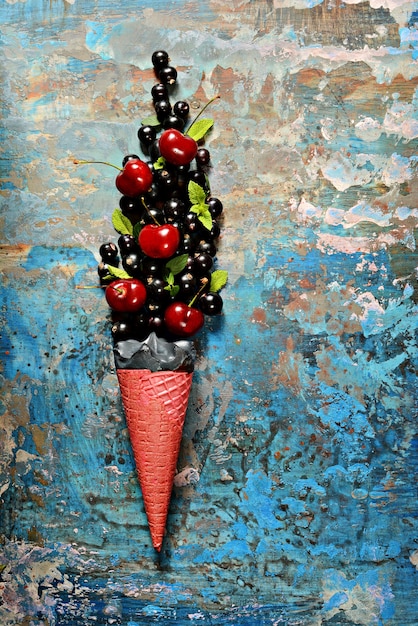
116,368 -> 193,551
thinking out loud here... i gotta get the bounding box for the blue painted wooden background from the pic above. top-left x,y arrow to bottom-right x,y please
1,0 -> 417,624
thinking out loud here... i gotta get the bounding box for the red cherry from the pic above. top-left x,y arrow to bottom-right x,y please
115,159 -> 153,197
164,302 -> 204,337
138,223 -> 180,259
105,279 -> 147,313
159,129 -> 198,166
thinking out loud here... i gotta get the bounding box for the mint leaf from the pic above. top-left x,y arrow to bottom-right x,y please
188,180 -> 207,205
165,254 -> 189,275
153,156 -> 166,170
187,118 -> 214,142
210,270 -> 228,293
112,209 -> 133,235
198,210 -> 213,232
107,264 -> 133,280
166,271 -> 175,286
141,114 -> 161,127
170,285 -> 180,298
132,222 -> 142,240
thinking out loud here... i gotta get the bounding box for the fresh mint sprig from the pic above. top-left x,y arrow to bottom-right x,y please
188,180 -> 212,231
163,254 -> 189,298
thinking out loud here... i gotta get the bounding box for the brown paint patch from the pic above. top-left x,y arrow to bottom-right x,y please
251,307 -> 267,327
295,68 -> 326,89
30,424 -> 48,456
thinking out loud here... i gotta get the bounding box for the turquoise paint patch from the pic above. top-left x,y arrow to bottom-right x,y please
239,470 -> 284,532
85,21 -> 113,61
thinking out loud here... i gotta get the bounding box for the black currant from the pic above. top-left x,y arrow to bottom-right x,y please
137,125 -> 157,148
111,319 -> 135,342
184,212 -> 201,235
151,83 -> 168,102
122,252 -> 142,275
159,66 -> 177,85
188,169 -> 208,189
164,198 -> 186,221
173,101 -> 190,119
208,221 -> 220,240
177,272 -> 197,299
140,205 -> 165,225
133,312 -> 151,340
118,234 -> 138,256
141,257 -> 164,277
199,292 -> 223,315
154,168 -> 178,196
195,148 -> 210,168
122,154 -> 140,166
207,196 -> 223,218
196,239 -> 217,257
193,252 -> 213,276
179,233 -> 195,255
119,195 -> 143,215
146,277 -> 169,303
99,242 -> 118,263
98,261 -> 112,280
148,315 -> 165,335
154,99 -> 172,122
162,115 -> 185,131
152,50 -> 170,70
144,187 -> 164,209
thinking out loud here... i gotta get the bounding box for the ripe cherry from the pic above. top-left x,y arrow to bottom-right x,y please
138,223 -> 180,259
115,158 -> 153,197
164,302 -> 204,337
159,129 -> 198,166
105,279 -> 147,313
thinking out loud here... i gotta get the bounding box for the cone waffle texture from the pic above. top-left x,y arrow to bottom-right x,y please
116,368 -> 193,551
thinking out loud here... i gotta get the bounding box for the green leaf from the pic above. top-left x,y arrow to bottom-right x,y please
198,210 -> 213,232
188,180 -> 206,205
210,269 -> 228,293
132,221 -> 142,240
189,203 -> 203,216
112,209 -> 133,235
164,283 -> 180,298
153,156 -> 166,170
165,254 -> 189,275
187,118 -> 214,142
141,114 -> 161,127
107,264 -> 133,280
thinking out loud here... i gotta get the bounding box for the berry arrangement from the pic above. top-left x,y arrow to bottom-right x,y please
76,51 -> 227,343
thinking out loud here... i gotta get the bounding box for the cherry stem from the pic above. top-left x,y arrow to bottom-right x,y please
188,279 -> 209,308
73,158 -> 122,171
76,285 -> 104,289
109,285 -> 125,295
141,196 -> 160,226
186,95 -> 221,136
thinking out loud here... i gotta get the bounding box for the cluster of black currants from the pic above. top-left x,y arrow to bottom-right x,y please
97,51 -> 225,344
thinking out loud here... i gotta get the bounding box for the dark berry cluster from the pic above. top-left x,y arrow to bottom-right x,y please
96,52 -> 227,343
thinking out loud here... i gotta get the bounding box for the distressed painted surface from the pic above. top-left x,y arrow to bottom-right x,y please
1,0 -> 417,624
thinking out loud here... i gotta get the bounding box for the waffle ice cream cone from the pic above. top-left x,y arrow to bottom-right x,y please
116,367 -> 193,551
